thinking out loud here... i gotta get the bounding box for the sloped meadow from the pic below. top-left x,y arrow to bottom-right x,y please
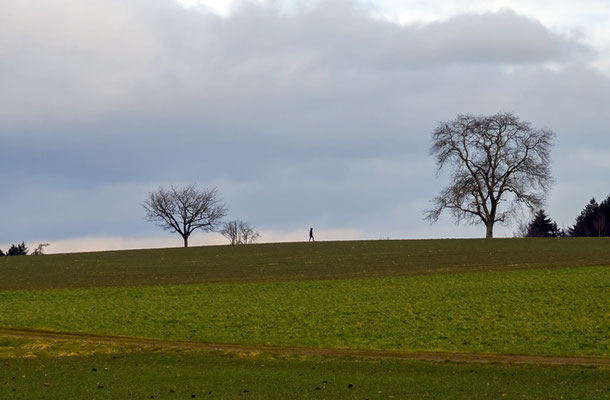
0,265 -> 607,357
1,239 -> 609,399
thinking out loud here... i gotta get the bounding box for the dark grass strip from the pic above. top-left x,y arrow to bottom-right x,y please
1,238 -> 610,290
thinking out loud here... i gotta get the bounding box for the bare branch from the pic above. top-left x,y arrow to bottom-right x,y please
220,220 -> 261,245
143,185 -> 228,247
426,112 -> 555,238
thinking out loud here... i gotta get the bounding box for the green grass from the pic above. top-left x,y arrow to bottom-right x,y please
2,238 -> 609,398
1,266 -> 607,357
1,339 -> 608,400
1,238 -> 610,291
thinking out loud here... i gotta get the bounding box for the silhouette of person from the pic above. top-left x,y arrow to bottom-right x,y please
309,228 -> 315,242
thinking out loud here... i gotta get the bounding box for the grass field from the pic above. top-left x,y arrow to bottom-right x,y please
1,238 -> 609,291
0,266 -> 607,356
1,238 -> 609,399
1,338 -> 608,400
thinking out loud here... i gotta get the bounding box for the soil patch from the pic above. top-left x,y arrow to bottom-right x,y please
1,327 -> 608,366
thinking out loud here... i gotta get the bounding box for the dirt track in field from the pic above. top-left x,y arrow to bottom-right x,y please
1,327 -> 608,367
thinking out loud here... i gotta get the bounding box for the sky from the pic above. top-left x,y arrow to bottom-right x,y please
1,0 -> 609,253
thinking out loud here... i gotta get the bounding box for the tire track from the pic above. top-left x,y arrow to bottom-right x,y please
1,327 -> 608,367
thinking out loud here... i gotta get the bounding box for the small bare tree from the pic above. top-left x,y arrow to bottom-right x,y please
220,220 -> 240,245
512,220 -> 530,238
143,185 -> 227,247
220,220 -> 261,245
32,243 -> 50,255
238,221 -> 261,244
425,113 -> 555,238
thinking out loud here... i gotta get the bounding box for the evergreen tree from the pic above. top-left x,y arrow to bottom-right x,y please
600,195 -> 610,235
0,249 -> 4,256
526,210 -> 559,237
569,195 -> 610,237
7,242 -> 28,256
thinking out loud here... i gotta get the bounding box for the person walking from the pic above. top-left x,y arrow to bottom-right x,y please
309,228 -> 315,242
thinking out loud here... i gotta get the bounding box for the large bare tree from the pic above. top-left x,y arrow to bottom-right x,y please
425,112 -> 555,238
143,185 -> 228,247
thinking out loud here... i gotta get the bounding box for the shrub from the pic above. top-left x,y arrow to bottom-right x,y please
7,242 -> 28,256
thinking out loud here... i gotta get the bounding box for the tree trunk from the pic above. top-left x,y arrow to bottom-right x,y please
183,236 -> 189,248
486,223 -> 494,239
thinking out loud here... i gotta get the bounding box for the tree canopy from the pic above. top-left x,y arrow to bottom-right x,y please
426,112 -> 555,238
143,185 -> 228,247
7,242 -> 28,256
569,195 -> 610,237
220,220 -> 261,245
526,210 -> 560,237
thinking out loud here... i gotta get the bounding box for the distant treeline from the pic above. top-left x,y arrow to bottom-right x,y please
2,194 -> 609,255
0,241 -> 28,256
524,194 -> 610,237
0,242 -> 48,256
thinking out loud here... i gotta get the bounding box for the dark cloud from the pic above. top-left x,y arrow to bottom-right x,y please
0,1 -> 589,127
411,9 -> 589,64
0,0 -> 608,247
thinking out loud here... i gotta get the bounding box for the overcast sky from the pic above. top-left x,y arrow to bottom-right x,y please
1,0 -> 609,253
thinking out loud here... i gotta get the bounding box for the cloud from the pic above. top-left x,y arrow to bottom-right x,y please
0,1 -> 589,128
31,235 -> 186,255
0,0 -> 168,127
409,9 -> 589,65
0,0 -> 608,248
4,227 -> 364,254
